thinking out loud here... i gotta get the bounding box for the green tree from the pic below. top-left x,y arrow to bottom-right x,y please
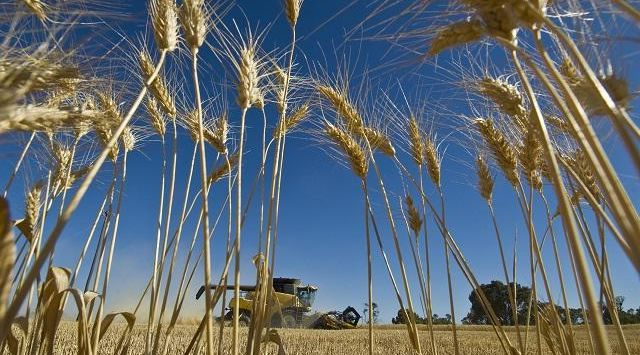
432,314 -> 452,325
463,280 -> 532,325
391,308 -> 424,324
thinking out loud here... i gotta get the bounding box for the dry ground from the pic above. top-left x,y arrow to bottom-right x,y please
49,322 -> 640,354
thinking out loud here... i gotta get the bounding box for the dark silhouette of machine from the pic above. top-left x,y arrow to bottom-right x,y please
196,277 -> 360,328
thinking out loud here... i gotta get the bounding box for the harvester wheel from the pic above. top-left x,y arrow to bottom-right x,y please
224,309 -> 251,326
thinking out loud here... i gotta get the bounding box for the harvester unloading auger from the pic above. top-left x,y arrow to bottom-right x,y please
196,278 -> 360,329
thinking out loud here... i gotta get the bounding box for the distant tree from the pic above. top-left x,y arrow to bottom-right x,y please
432,314 -> 452,325
463,281 -> 532,325
392,308 -> 424,325
463,283 -> 640,326
363,302 -> 379,324
391,309 -> 453,325
602,296 -> 640,325
569,308 -> 585,325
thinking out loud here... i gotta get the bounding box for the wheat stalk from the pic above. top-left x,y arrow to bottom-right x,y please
0,198 -> 13,323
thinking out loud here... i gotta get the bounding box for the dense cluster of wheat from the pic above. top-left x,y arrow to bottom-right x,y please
0,1 -> 638,355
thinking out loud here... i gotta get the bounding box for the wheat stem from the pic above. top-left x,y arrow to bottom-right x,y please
487,202 -> 523,353
152,116 -> 179,355
91,149 -> 128,353
367,152 -> 421,354
189,46 -> 215,355
259,27 -> 298,351
2,132 -> 35,198
154,140 -> 197,354
532,29 -> 640,240
232,108 -> 248,355
508,46 -> 611,355
559,158 -> 636,270
361,180 -> 374,355
417,169 -> 437,355
540,194 -> 574,336
394,157 -> 513,353
366,191 -> 415,348
56,136 -> 79,219
0,49 -> 168,343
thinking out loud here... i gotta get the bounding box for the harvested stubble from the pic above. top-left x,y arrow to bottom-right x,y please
47,322 -> 640,355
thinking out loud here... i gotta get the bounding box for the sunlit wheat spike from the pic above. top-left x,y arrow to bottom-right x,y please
405,195 -> 422,235
567,149 -> 601,200
316,84 -> 364,132
22,184 -> 42,243
273,63 -> 288,113
576,74 -> 632,116
179,0 -> 207,49
0,106 -> 100,134
519,120 -> 543,190
122,125 -> 136,152
0,198 -> 14,322
73,106 -> 93,139
364,126 -> 396,157
52,142 -> 73,190
510,0 -> 550,28
475,118 -> 519,186
96,92 -> 122,160
475,155 -> 494,202
423,136 -> 441,187
324,122 -> 368,180
283,0 -> 303,27
546,114 -> 574,138
0,57 -> 79,100
236,44 -> 261,109
562,59 -> 632,115
139,49 -> 176,117
274,103 -> 309,138
22,0 -> 46,20
476,76 -> 527,124
182,109 -> 221,149
150,0 -> 178,52
407,115 -> 424,166
53,165 -> 90,197
559,58 -> 582,85
96,91 -> 122,124
466,2 -> 519,41
207,153 -> 239,184
428,20 -> 485,56
182,109 -> 201,142
145,97 -> 166,137
210,112 -> 229,154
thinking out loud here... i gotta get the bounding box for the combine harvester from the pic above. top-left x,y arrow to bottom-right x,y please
196,277 -> 360,329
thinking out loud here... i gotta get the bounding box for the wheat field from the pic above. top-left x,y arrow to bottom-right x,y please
49,323 -> 640,355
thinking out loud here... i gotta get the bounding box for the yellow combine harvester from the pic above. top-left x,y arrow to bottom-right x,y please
197,278 -> 318,327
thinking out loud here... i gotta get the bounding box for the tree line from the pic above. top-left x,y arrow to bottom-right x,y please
391,281 -> 640,325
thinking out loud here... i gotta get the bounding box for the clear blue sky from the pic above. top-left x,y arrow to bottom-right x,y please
3,0 -> 639,324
